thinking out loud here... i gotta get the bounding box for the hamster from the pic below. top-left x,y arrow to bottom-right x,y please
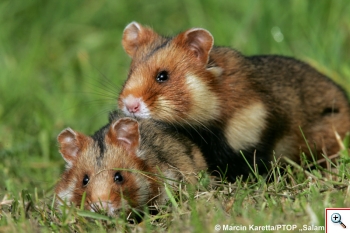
54,114 -> 207,216
118,22 -> 350,181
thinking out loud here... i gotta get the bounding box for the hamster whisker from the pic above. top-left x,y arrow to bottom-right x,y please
85,89 -> 117,99
79,98 -> 116,106
76,106 -> 116,124
149,108 -> 201,139
152,105 -> 211,143
56,97 -> 116,121
94,78 -> 120,97
170,100 -> 222,136
177,110 -> 220,139
81,55 -> 122,96
82,76 -> 120,99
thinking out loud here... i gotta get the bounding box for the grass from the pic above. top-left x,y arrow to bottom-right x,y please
0,0 -> 350,232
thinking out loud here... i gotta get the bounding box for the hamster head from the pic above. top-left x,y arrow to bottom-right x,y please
118,22 -> 222,126
54,118 -> 158,216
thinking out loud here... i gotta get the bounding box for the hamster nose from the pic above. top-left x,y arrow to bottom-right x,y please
89,201 -> 116,216
96,201 -> 111,211
125,100 -> 140,113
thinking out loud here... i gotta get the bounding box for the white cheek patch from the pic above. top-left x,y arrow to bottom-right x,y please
156,170 -> 177,205
162,169 -> 178,187
133,174 -> 150,205
64,163 -> 72,170
121,94 -> 151,118
136,99 -> 151,118
273,135 -> 298,159
225,102 -> 268,151
185,75 -> 220,123
56,177 -> 77,205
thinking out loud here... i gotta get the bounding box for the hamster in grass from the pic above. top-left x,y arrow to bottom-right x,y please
54,113 -> 207,216
118,22 -> 350,181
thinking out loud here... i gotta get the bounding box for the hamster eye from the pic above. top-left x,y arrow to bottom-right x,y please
156,70 -> 169,83
82,174 -> 89,186
114,172 -> 124,184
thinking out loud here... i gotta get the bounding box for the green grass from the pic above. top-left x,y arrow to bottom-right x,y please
0,0 -> 350,232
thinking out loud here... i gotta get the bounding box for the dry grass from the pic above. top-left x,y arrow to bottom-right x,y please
1,0 -> 350,232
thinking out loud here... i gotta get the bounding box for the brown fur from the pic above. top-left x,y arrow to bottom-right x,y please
55,116 -> 207,215
118,22 -> 350,180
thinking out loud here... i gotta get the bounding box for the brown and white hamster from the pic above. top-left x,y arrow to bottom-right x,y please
118,22 -> 350,181
55,114 -> 207,216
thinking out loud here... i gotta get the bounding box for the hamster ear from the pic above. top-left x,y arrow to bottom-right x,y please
108,118 -> 140,153
122,21 -> 158,58
57,128 -> 85,166
175,28 -> 214,65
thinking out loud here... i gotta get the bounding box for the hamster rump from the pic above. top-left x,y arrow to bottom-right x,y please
55,118 -> 159,216
119,22 -> 223,125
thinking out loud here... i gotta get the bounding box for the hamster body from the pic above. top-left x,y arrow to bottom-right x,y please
118,22 -> 350,181
55,115 -> 207,215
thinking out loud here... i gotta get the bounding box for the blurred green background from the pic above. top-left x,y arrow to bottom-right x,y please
0,0 -> 349,198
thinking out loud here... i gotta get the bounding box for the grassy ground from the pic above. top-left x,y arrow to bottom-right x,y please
1,0 -> 350,232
